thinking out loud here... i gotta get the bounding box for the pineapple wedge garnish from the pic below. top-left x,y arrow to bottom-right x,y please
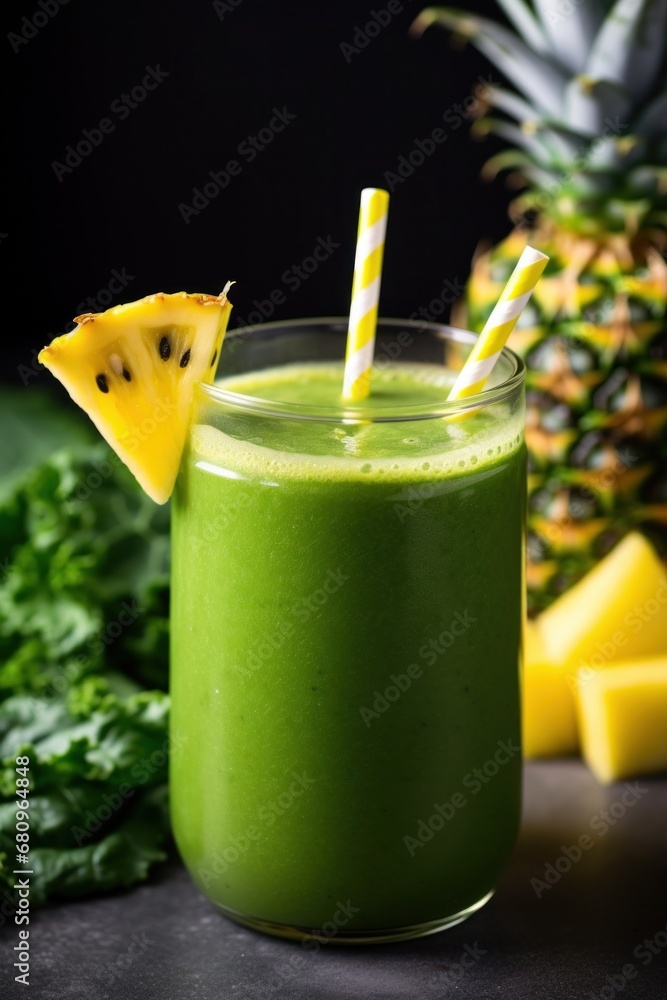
39,289 -> 233,503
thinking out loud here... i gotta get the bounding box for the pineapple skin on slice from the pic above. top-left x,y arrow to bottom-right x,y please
39,291 -> 232,504
539,533 -> 667,670
576,659 -> 667,783
522,620 -> 578,758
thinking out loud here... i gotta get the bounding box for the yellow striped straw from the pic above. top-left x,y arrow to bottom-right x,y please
448,245 -> 549,401
342,188 -> 390,400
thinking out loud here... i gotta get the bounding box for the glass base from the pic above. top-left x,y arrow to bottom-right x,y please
214,889 -> 495,945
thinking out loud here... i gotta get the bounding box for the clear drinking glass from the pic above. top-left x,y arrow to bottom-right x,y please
170,318 -> 525,943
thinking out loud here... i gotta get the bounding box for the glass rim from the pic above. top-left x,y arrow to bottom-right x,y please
197,317 -> 525,423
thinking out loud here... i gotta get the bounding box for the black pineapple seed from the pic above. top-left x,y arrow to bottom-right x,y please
180,349 -> 191,368
96,374 -> 109,393
122,367 -> 132,381
159,336 -> 171,360
210,348 -> 218,368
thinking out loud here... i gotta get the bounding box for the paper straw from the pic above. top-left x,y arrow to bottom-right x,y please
342,188 -> 389,400
448,245 -> 549,401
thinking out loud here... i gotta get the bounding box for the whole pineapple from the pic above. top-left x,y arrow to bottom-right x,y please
415,0 -> 667,613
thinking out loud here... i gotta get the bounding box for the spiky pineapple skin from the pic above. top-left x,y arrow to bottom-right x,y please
464,226 -> 667,614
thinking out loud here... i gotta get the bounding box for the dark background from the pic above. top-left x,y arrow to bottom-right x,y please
3,0 -> 509,387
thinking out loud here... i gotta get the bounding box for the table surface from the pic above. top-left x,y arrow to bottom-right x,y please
2,761 -> 667,1000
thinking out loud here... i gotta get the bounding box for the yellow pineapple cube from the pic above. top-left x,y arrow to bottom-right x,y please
540,533 -> 667,670
523,662 -> 578,758
522,619 -> 578,758
575,660 -> 667,783
523,617 -> 546,665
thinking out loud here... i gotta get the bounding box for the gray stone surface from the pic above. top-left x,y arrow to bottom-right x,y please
2,761 -> 666,999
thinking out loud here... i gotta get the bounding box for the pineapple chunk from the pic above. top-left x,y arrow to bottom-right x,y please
576,659 -> 667,783
523,617 -> 546,665
523,662 -> 578,758
522,620 -> 577,758
540,533 -> 667,669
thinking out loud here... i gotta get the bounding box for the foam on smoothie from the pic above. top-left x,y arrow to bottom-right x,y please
191,361 -> 523,484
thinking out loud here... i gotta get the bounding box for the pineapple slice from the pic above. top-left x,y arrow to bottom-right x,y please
39,289 -> 232,503
522,620 -> 577,758
540,533 -> 667,669
576,659 -> 667,783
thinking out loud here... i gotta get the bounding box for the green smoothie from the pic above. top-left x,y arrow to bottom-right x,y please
170,357 -> 524,936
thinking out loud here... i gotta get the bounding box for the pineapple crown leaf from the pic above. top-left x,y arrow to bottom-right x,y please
477,115 -> 643,173
629,165 -> 667,193
486,78 -> 635,142
635,91 -> 667,134
563,78 -> 633,137
474,116 -> 591,172
492,0 -> 550,54
584,0 -> 667,103
412,7 -> 567,116
481,149 -> 554,184
415,0 -> 667,233
532,0 -> 607,74
483,85 -> 536,122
